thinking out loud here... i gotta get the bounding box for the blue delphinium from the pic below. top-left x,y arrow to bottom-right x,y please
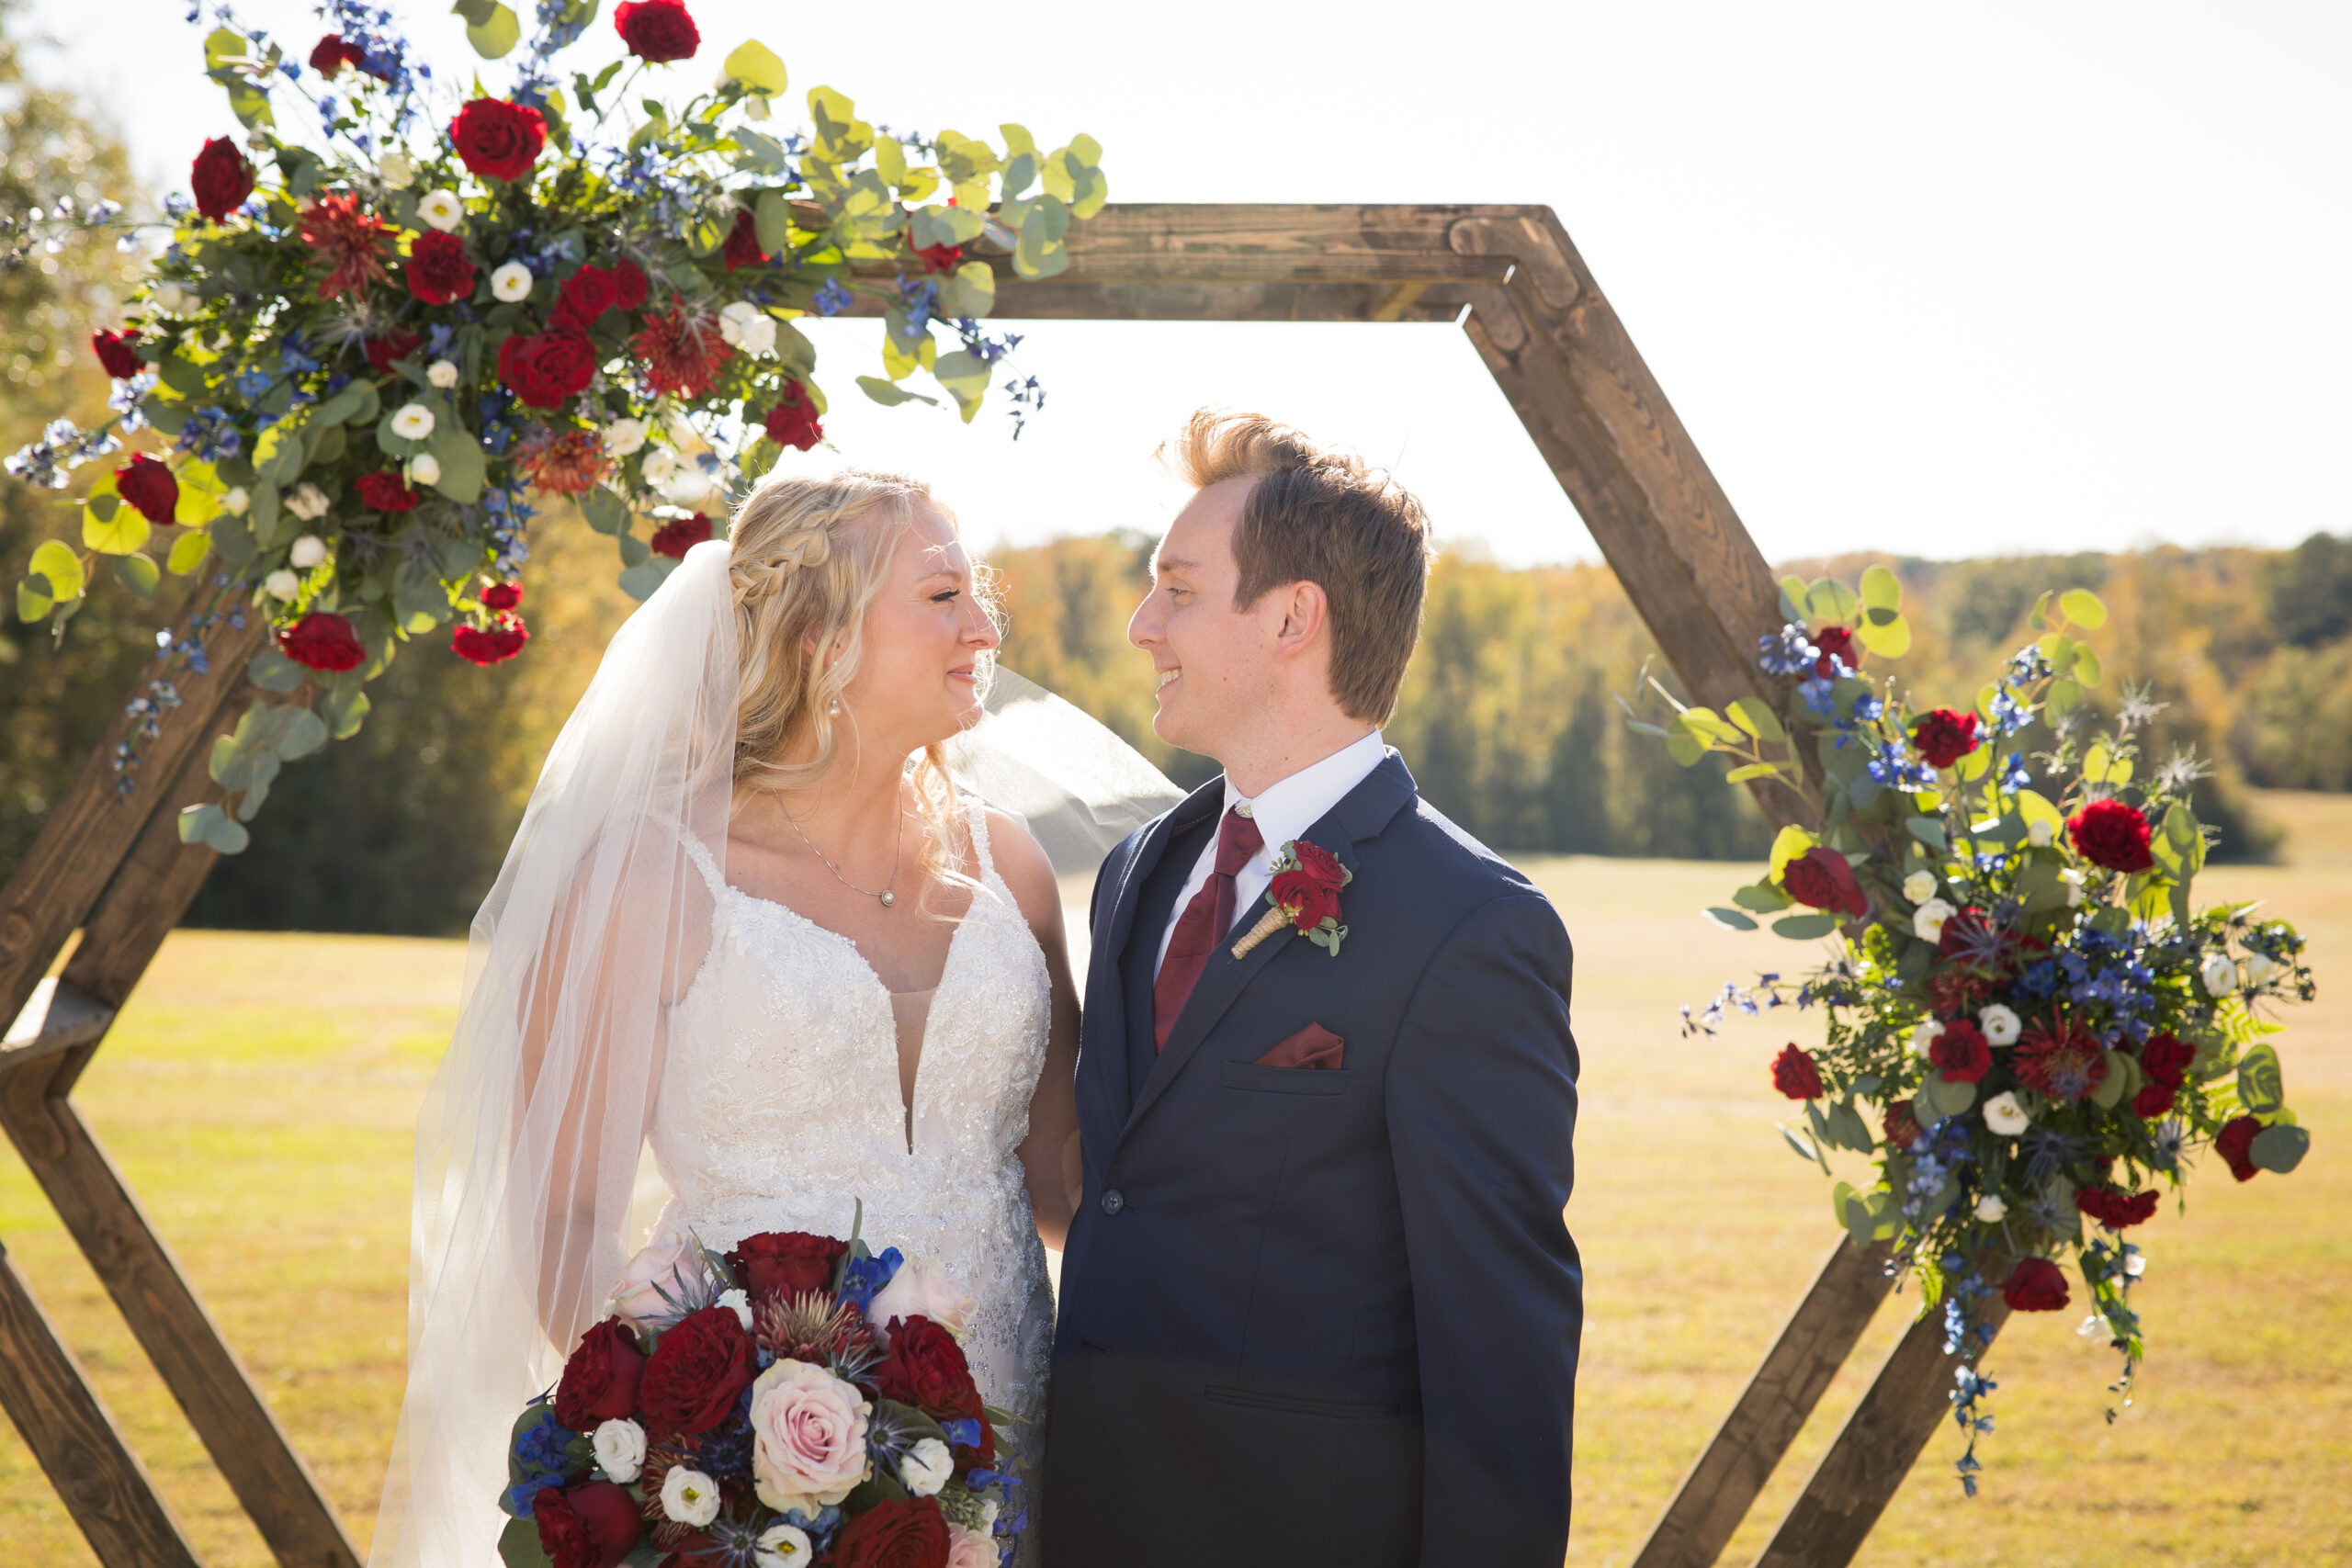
837,1246 -> 904,1312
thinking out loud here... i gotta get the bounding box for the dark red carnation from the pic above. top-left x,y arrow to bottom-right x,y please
720,208 -> 766,271
190,136 -> 254,221
633,300 -> 730,397
450,96 -> 547,183
614,0 -> 700,62
2068,798 -> 2155,874
364,332 -> 423,376
533,1480 -> 642,1568
1770,1043 -> 1823,1100
552,264 -> 620,331
92,328 -> 142,380
1781,846 -> 1868,920
405,230 -> 478,305
279,612 -> 367,672
1911,707 -> 1982,770
2138,1032 -> 2196,1092
356,471 -> 419,513
650,516 -> 714,560
763,382 -> 822,451
875,1315 -> 990,1462
911,241 -> 964,275
308,35 -> 368,76
2014,1014 -> 2109,1104
481,581 -> 524,612
637,1304 -> 754,1434
114,454 -> 178,525
1269,839 -> 1347,931
452,615 -> 529,666
2131,1084 -> 2177,1120
2215,1115 -> 2263,1182
726,1231 -> 846,1303
298,193 -> 395,300
609,258 -> 650,310
498,327 -> 597,409
1883,1099 -> 1923,1151
2000,1256 -> 2070,1313
2076,1187 -> 2161,1231
1929,1018 -> 1992,1084
553,1320 -> 644,1430
829,1496 -> 949,1568
1812,625 -> 1860,678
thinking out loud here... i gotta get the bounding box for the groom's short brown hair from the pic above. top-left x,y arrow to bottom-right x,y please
1164,408 -> 1434,724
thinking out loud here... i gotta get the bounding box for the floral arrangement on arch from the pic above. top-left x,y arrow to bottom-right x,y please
508,1220 -> 1022,1568
6,0 -> 1104,853
1632,569 -> 2315,1491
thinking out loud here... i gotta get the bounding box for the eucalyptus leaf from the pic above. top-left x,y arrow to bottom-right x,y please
2058,588 -> 2109,629
114,553 -> 161,600
176,802 -> 250,855
1772,912 -> 1838,941
1804,578 -> 1860,624
1702,907 -> 1758,932
1731,881 -> 1793,913
246,647 -> 307,693
856,375 -> 937,408
1905,815 -> 1947,851
2237,1043 -> 2285,1116
1728,696 -> 1787,742
426,423 -> 488,503
166,528 -> 213,576
1859,564 -> 1903,611
28,540 -> 84,601
17,576 -> 51,623
466,1 -> 521,58
2249,1122 -> 2310,1174
722,38 -> 787,95
617,556 -> 676,601
580,488 -> 630,536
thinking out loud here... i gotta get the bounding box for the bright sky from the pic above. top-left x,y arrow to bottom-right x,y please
22,1 -> 2349,568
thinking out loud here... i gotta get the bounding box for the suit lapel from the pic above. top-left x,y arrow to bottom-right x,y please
1084,776 -> 1223,1134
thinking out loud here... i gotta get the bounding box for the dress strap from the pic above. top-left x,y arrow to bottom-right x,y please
964,795 -> 997,884
675,829 -> 729,899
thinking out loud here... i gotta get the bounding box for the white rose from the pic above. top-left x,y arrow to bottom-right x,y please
490,260 -> 535,302
264,568 -> 300,601
284,482 -> 330,521
2245,953 -> 2279,987
379,150 -> 415,189
1902,869 -> 1938,904
639,446 -> 681,484
719,300 -> 775,355
426,357 -> 459,389
607,1234 -> 705,1331
592,1417 -> 645,1483
1913,897 -> 1955,943
719,1287 -> 752,1330
2028,818 -> 2054,848
662,467 -> 718,507
867,1257 -> 977,1339
754,1523 -> 812,1567
405,452 -> 442,487
604,417 -> 648,457
898,1437 -> 953,1498
2200,951 -> 2238,998
661,1465 -> 722,1528
718,300 -> 759,344
416,189 -> 465,232
1909,1019 -> 1945,1060
1974,1193 -> 2007,1223
1979,1003 -> 2021,1047
1983,1090 -> 2031,1136
2060,867 -> 2086,908
288,535 -> 328,570
390,402 -> 436,441
737,314 -> 776,355
220,485 -> 250,516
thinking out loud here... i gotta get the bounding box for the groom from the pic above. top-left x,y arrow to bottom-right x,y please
1044,411 -> 1582,1566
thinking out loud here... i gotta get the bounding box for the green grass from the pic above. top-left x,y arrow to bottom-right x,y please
3,795 -> 2348,1564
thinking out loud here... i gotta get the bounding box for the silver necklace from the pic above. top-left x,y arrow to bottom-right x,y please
776,797 -> 903,908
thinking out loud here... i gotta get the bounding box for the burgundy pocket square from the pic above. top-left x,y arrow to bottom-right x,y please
1255,1022 -> 1344,1070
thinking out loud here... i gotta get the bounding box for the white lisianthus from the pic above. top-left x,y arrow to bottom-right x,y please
1979,1003 -> 2021,1047
1983,1090 -> 2031,1136
2245,953 -> 2280,987
284,482 -> 331,521
288,535 -> 328,570
898,1437 -> 953,1497
719,1287 -> 753,1330
405,452 -> 442,487
220,485 -> 250,516
378,150 -> 415,189
604,417 -> 649,457
1901,869 -> 1938,904
263,568 -> 301,601
719,300 -> 777,355
592,1417 -> 646,1483
639,446 -> 682,484
490,260 -> 535,301
390,402 -> 436,441
1909,1019 -> 1945,1060
2060,867 -> 2086,908
662,1466 -> 723,1527
1973,1193 -> 2007,1223
426,357 -> 459,389
416,189 -> 465,232
2028,818 -> 2054,848
754,1524 -> 812,1567
2200,951 -> 2238,997
1912,897 -> 1955,943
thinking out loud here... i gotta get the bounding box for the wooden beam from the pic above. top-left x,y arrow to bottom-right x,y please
0,1241 -> 200,1568
61,742 -> 225,1021
2,978 -> 117,1071
1631,1240 -> 1895,1568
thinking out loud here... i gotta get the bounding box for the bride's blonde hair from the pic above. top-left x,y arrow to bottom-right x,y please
727,468 -> 985,898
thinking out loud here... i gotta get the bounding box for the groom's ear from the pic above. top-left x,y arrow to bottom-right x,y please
1269,579 -> 1331,660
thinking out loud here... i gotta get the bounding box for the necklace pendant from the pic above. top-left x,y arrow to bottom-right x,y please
879,890 -> 896,908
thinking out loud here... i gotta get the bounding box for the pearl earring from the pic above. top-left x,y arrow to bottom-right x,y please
828,695 -> 842,717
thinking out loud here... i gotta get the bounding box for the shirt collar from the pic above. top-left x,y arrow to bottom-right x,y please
1224,730 -> 1386,853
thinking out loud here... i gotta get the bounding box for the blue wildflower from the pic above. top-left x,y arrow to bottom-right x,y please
1757,623 -> 1819,678
812,277 -> 855,316
836,1247 -> 903,1312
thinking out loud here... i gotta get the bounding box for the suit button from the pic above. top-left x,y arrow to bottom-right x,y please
1100,1188 -> 1125,1215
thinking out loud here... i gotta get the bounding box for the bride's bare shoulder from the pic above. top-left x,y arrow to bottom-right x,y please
979,808 -> 1061,934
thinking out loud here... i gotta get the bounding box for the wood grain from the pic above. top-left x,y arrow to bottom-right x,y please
1,977 -> 116,1069
60,741 -> 225,1021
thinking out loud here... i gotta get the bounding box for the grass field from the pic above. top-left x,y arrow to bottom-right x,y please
2,793 -> 2347,1564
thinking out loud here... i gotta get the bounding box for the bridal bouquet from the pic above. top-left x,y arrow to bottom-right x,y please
9,0 -> 1103,847
1637,570 -> 2314,1489
503,1222 -> 1021,1568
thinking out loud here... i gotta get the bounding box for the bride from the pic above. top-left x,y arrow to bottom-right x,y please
373,469 -> 1086,1564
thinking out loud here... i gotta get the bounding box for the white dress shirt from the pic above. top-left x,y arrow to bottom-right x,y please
1154,729 -> 1389,974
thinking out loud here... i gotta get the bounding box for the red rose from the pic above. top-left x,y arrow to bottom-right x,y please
2067,798 -> 2155,874
2131,1083 -> 2177,1119
553,1320 -> 645,1430
763,383 -> 823,451
2075,1187 -> 2161,1231
725,1231 -> 846,1303
2000,1256 -> 2070,1313
615,0 -> 700,62
1812,625 -> 1859,678
308,35 -> 367,76
450,96 -> 548,182
498,327 -> 597,409
637,1303 -> 754,1434
405,230 -> 478,305
1929,1018 -> 1991,1084
875,1315 -> 990,1461
553,265 -> 620,331
650,516 -> 715,559
356,471 -> 420,513
1911,707 -> 1981,770
1269,839 -> 1347,930
1770,1043 -> 1823,1100
280,612 -> 367,673
481,581 -> 524,612
364,332 -> 424,376
609,258 -> 650,310
720,209 -> 766,271
911,242 -> 964,276
1780,846 -> 1868,920
533,1480 -> 642,1568
190,136 -> 254,220
2215,1115 -> 2263,1182
92,328 -> 142,380
114,454 -> 178,525
1883,1099 -> 1923,1150
2137,1032 -> 2195,1091
452,615 -> 529,666
829,1497 -> 949,1568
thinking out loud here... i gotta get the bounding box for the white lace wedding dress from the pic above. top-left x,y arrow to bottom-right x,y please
652,800 -> 1055,1540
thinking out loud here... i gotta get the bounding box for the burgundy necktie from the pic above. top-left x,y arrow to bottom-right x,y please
1152,807 -> 1264,1049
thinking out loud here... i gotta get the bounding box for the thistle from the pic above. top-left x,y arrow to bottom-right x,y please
754,1291 -> 880,1382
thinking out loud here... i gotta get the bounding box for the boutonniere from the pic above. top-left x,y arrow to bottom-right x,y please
1232,839 -> 1352,958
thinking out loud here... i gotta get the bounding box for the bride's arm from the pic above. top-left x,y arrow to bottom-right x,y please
989,810 -> 1084,1252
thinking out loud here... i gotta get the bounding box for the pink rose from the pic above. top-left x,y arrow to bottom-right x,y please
866,1257 -> 975,1342
747,1358 -> 872,1515
945,1525 -> 997,1568
606,1235 -> 703,1332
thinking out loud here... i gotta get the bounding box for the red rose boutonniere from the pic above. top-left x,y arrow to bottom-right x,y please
1230,839 -> 1352,958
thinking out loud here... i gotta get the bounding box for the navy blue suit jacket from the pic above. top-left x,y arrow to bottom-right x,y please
1043,753 -> 1582,1567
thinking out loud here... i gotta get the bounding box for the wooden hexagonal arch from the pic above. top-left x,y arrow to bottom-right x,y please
0,204 -> 1976,1567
